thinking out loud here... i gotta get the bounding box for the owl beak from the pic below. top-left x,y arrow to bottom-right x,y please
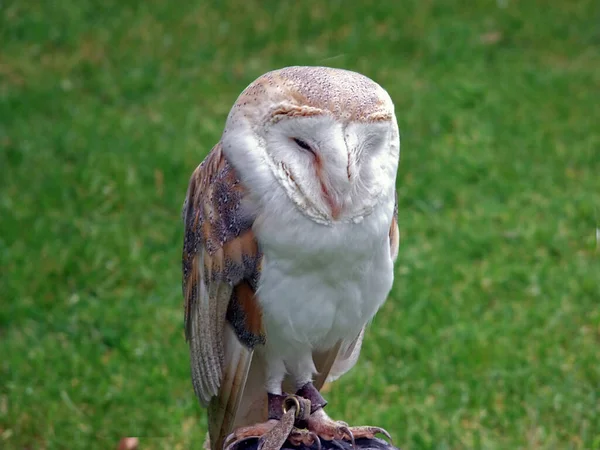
320,184 -> 342,220
314,153 -> 346,221
328,196 -> 342,220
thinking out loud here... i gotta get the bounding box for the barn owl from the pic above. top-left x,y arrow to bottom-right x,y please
182,66 -> 400,450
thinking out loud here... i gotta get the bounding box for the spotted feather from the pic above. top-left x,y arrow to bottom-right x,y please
182,142 -> 264,411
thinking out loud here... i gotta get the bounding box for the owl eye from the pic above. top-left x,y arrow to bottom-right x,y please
292,138 -> 315,154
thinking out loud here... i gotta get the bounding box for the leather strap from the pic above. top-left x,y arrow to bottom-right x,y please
296,382 -> 327,414
259,396 -> 314,450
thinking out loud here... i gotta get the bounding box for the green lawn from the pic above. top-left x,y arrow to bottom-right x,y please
1,1 -> 599,449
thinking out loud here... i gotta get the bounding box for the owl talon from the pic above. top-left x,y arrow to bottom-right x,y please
287,428 -> 321,450
224,419 -> 279,450
306,409 -> 392,448
350,426 -> 393,443
309,431 -> 322,450
358,426 -> 392,444
338,425 -> 356,448
224,436 -> 260,450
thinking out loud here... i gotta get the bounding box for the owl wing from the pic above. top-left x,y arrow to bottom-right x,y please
182,142 -> 264,450
314,191 -> 399,387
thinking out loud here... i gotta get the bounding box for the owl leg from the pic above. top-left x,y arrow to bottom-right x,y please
297,382 -> 393,444
223,391 -> 284,450
225,356 -> 316,450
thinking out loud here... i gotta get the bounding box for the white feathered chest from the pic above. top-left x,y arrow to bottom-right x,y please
252,184 -> 396,356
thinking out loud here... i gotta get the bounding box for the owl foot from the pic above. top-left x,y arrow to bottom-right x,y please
224,422 -> 321,450
295,382 -> 392,447
223,420 -> 279,450
306,408 -> 392,447
225,393 -> 319,450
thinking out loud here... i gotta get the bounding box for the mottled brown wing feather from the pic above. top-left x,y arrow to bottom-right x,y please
182,142 -> 264,450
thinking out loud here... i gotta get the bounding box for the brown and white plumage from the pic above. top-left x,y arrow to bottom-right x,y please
182,66 -> 400,450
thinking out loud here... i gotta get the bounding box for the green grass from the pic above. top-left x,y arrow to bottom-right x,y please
1,0 -> 599,448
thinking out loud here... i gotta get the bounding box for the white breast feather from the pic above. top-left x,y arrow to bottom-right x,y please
254,185 -> 396,361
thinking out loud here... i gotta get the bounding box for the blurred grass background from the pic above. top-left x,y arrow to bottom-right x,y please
1,0 -> 599,449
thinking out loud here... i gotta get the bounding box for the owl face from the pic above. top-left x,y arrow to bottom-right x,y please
221,66 -> 400,225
